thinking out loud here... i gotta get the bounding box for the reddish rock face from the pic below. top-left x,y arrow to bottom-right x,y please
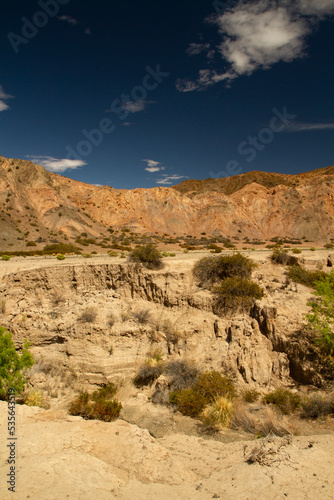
1,155 -> 334,245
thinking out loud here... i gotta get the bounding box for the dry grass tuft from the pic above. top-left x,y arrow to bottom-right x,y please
243,434 -> 293,466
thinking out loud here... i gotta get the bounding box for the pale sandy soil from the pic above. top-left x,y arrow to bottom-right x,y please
0,248 -> 330,280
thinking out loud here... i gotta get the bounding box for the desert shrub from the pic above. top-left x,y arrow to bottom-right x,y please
56,254 -> 65,260
214,277 -> 264,312
132,308 -> 151,324
193,371 -> 237,402
108,250 -> 118,257
78,306 -> 97,323
133,359 -> 164,387
129,244 -> 163,269
310,247 -> 316,251
271,249 -> 299,266
26,241 -> 37,247
43,243 -> 80,255
1,255 -> 10,261
1,300 -> 6,314
81,253 -> 92,258
166,360 -> 200,391
287,265 -> 326,288
193,253 -> 256,286
0,327 -> 34,400
292,248 -> 302,254
171,388 -> 208,417
306,271 -> 334,356
263,388 -> 302,415
24,389 -> 48,408
300,393 -> 334,419
232,401 -> 294,437
68,384 -> 122,422
52,290 -> 65,306
201,396 -> 234,429
107,312 -> 116,327
242,389 -> 260,403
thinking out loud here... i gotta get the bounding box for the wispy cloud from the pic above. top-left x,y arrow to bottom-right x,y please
27,156 -> 86,173
58,15 -> 78,25
142,159 -> 165,173
156,174 -> 188,185
287,121 -> 334,132
122,100 -> 154,114
177,0 -> 334,91
186,43 -> 211,56
58,15 -> 91,35
0,85 -> 14,112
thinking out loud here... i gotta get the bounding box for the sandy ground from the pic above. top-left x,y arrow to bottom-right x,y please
0,248 -> 330,280
0,402 -> 333,500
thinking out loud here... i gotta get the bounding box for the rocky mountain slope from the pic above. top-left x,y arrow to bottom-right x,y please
0,155 -> 334,248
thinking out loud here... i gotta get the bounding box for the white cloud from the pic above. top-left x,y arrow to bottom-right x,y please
287,122 -> 334,131
298,0 -> 334,16
27,156 -> 86,173
156,174 -> 188,185
186,43 -> 211,56
122,100 -> 154,114
0,85 -> 14,112
177,0 -> 334,91
58,15 -> 78,25
142,159 -> 165,173
84,28 -> 92,35
122,121 -> 132,127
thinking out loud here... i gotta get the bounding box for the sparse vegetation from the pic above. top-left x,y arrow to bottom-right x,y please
133,358 -> 164,387
68,383 -> 122,422
263,388 -> 302,415
170,371 -> 236,420
1,255 -> 10,261
56,254 -> 65,260
132,308 -> 151,324
78,306 -> 97,323
271,249 -> 299,266
287,265 -> 327,288
193,253 -> 256,286
214,277 -> 264,312
129,244 -> 163,269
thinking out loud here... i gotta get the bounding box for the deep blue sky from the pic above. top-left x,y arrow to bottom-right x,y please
1,0 -> 333,189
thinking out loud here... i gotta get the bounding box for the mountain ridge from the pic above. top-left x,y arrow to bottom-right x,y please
1,154 -> 334,249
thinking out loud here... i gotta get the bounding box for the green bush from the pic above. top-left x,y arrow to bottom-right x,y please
287,265 -> 327,288
306,271 -> 334,356
170,388 -> 207,417
129,244 -> 163,269
0,327 -> 34,400
192,371 -> 237,402
193,253 -> 256,286
214,277 -> 263,311
26,241 -> 37,247
292,248 -> 302,254
242,389 -> 260,403
171,371 -> 236,418
1,255 -> 10,261
68,383 -> 122,422
263,388 -> 302,415
56,254 -> 65,260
